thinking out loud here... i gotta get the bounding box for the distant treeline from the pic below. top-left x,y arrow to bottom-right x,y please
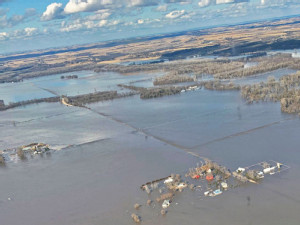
65,91 -> 135,107
95,59 -> 244,79
214,54 -> 300,79
161,45 -> 221,60
61,75 -> 78,79
0,63 -> 95,83
202,80 -> 240,91
153,72 -> 195,85
140,87 -> 183,99
117,84 -> 145,92
0,96 -> 60,111
96,53 -> 300,82
0,91 -> 135,111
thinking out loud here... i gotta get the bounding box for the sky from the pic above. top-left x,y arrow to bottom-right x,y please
0,0 -> 299,54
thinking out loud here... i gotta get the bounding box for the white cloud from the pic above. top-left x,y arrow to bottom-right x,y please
41,3 -> 65,21
137,19 -> 144,24
64,0 -> 161,14
216,0 -> 233,3
86,10 -> 111,20
128,0 -> 159,7
24,27 -> 38,36
198,0 -> 249,7
60,17 -> 116,32
164,0 -> 190,3
0,27 -> 42,42
111,20 -> 120,25
60,19 -> 83,32
156,4 -> 168,11
0,8 -> 37,28
64,0 -> 107,14
165,10 -> 185,19
198,0 -> 211,7
0,32 -> 9,40
98,19 -> 108,27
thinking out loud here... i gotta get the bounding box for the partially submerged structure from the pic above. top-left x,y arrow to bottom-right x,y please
0,143 -> 52,164
134,159 -> 289,222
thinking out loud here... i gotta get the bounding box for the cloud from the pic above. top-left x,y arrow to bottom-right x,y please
198,0 -> 211,7
0,8 -> 37,28
64,0 -> 118,14
137,19 -> 144,24
165,10 -> 186,19
41,2 -> 65,21
60,7 -> 115,32
198,0 -> 249,7
86,9 -> 111,20
24,27 -> 38,36
1,27 -> 41,41
164,0 -> 190,3
128,0 -> 159,7
259,0 -> 296,5
60,17 -> 117,32
156,4 -> 168,11
0,31 -> 9,40
216,0 -> 249,4
64,0 -> 161,14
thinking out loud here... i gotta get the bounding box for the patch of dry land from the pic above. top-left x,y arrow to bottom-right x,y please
1,16 -> 300,83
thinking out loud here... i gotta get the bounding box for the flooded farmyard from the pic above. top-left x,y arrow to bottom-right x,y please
2,5 -> 300,223
1,66 -> 299,225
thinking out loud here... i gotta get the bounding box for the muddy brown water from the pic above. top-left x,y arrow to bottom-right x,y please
0,70 -> 299,225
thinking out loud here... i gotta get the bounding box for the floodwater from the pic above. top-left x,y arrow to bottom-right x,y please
0,70 -> 156,104
0,69 -> 300,225
268,49 -> 300,58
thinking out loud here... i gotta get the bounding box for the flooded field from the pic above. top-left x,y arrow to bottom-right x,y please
0,69 -> 299,225
0,71 -> 157,104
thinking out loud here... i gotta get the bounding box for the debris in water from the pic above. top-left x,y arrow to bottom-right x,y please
134,203 -> 141,210
131,213 -> 141,223
162,200 -> 171,209
156,193 -> 173,202
0,154 -> 5,165
161,209 -> 167,215
189,184 -> 195,190
221,182 -> 228,190
213,189 -> 222,196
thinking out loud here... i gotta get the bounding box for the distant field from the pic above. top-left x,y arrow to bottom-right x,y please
1,16 -> 300,83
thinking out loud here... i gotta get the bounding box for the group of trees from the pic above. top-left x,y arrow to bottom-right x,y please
202,80 -> 240,91
241,71 -> 300,114
0,90 -> 136,111
153,72 -> 194,85
64,91 -> 135,107
280,91 -> 300,114
61,75 -> 78,79
140,86 -> 183,99
0,96 -> 60,111
215,54 -> 300,79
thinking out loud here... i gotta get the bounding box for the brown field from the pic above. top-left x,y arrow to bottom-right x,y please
1,17 -> 300,83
